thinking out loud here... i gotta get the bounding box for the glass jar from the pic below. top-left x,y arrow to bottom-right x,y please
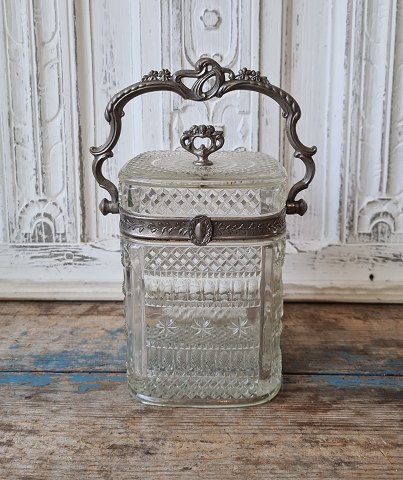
90,58 -> 316,407
119,145 -> 287,406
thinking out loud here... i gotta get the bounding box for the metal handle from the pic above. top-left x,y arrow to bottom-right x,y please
180,125 -> 224,166
91,57 -> 316,216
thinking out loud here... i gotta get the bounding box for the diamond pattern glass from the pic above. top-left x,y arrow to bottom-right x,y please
123,238 -> 285,405
120,149 -> 287,406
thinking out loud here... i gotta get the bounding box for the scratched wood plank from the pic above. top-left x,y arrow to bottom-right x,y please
282,303 -> 403,375
0,302 -> 402,478
1,302 -> 402,375
0,373 -> 401,479
0,301 -> 124,372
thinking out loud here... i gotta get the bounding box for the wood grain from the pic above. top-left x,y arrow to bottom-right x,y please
282,303 -> 403,375
1,302 -> 402,375
0,301 -> 402,479
0,301 -> 124,372
0,374 -> 402,479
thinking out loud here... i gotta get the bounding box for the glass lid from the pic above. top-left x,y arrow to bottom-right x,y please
118,125 -> 288,218
119,150 -> 287,189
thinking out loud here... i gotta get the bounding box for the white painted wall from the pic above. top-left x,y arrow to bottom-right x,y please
0,0 -> 402,301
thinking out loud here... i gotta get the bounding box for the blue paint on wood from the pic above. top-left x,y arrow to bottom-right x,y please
0,373 -> 127,390
2,372 -> 401,391
78,383 -> 100,393
10,344 -> 398,375
32,352 -> 76,370
0,373 -> 54,387
67,373 -> 126,393
67,373 -> 126,383
284,374 -> 403,390
107,327 -> 125,338
31,349 -> 126,370
338,351 -> 403,374
68,373 -> 98,383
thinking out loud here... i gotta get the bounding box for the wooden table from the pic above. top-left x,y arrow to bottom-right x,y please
0,302 -> 402,479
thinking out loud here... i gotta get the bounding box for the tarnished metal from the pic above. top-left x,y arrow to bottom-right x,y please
120,208 -> 286,243
180,125 -> 224,166
188,215 -> 213,245
90,57 -> 317,216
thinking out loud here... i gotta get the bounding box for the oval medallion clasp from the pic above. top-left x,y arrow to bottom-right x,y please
188,215 -> 213,246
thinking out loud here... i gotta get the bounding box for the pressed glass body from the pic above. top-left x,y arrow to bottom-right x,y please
119,150 -> 287,407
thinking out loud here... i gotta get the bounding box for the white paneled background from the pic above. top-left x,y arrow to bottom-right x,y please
0,0 -> 402,301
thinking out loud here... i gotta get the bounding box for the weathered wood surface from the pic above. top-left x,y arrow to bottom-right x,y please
0,302 -> 402,479
1,374 -> 402,479
1,302 -> 402,375
0,302 -> 125,372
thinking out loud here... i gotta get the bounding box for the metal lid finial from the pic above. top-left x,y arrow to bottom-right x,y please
180,125 -> 224,166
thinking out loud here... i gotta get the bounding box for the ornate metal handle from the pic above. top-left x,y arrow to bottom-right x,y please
91,57 -> 316,216
180,125 -> 224,166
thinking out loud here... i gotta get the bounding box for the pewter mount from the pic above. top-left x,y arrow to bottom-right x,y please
91,57 -> 317,219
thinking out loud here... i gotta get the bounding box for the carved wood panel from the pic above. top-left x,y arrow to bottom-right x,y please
76,0 -> 141,242
161,0 -> 261,153
0,0 -> 80,244
344,0 -> 403,244
0,0 -> 401,300
389,0 -> 403,203
282,0 -> 347,245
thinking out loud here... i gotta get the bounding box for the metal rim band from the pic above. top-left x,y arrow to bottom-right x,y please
120,208 -> 286,245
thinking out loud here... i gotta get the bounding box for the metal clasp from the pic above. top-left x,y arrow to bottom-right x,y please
188,215 -> 213,246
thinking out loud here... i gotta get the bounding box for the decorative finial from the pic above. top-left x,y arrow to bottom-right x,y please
180,125 -> 224,166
